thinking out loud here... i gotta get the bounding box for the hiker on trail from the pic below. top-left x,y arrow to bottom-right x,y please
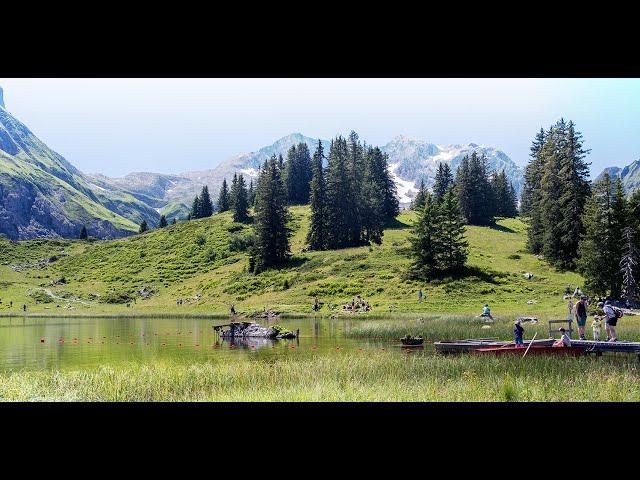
418,289 -> 423,303
230,305 -> 236,316
481,304 -> 494,321
603,300 -> 620,342
592,316 -> 602,341
574,296 -> 588,340
23,304 -> 26,312
553,328 -> 572,347
513,320 -> 524,347
567,298 -> 574,322
313,297 -> 321,312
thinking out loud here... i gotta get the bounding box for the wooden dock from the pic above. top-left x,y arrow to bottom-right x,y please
569,339 -> 640,358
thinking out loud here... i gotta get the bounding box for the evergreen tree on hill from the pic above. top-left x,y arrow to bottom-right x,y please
324,137 -> 352,249
79,225 -> 88,240
190,194 -> 201,220
438,186 -> 468,271
158,215 -> 168,228
284,143 -> 313,204
198,186 -> 213,218
520,128 -> 547,216
217,178 -> 230,212
346,131 -> 365,245
248,179 -> 256,207
138,220 -> 149,233
251,155 -> 291,273
408,192 -> 442,278
307,140 -> 328,250
229,173 -> 238,211
412,179 -> 427,210
433,163 -> 454,203
456,152 -> 494,225
232,174 -> 250,223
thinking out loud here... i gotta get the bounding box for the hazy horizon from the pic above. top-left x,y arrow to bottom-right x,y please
1,78 -> 638,178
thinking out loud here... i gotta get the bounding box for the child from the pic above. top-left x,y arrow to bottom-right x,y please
553,328 -> 572,347
513,320 -> 524,347
482,304 -> 494,321
592,316 -> 602,341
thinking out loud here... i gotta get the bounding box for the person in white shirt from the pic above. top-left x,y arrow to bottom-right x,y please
553,328 -> 572,347
602,300 -> 619,342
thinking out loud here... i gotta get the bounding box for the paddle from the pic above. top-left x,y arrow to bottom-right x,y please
522,332 -> 538,358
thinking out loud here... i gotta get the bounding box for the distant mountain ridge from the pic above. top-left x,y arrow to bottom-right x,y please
0,85 -> 526,239
597,159 -> 640,193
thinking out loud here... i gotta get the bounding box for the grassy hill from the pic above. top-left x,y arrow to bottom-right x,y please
0,206 -> 583,318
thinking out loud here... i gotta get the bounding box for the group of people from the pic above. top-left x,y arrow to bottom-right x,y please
342,295 -> 371,313
567,295 -> 622,342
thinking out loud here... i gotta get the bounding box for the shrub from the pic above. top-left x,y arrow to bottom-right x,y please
102,290 -> 135,304
229,232 -> 255,252
195,234 -> 206,246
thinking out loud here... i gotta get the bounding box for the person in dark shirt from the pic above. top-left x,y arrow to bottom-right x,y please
574,296 -> 588,340
513,320 -> 524,347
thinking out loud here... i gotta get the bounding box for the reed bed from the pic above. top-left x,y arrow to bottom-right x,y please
0,351 -> 638,401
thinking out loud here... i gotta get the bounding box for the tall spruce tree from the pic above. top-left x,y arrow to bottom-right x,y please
229,173 -> 238,211
539,136 -> 564,265
491,170 -> 518,217
248,179 -> 256,207
408,192 -> 442,278
621,226 -> 638,305
251,155 -> 291,273
158,215 -> 168,228
577,174 -> 623,296
324,137 -> 352,249
232,174 -> 249,223
556,120 -> 591,268
520,128 -> 546,216
79,225 -> 88,240
217,179 -> 230,212
199,186 -> 213,218
307,140 -> 327,250
284,143 -> 313,204
190,195 -> 201,219
139,220 -> 149,233
360,146 -> 386,244
433,163 -> 454,203
346,131 -> 365,245
456,152 -> 494,225
412,179 -> 427,210
438,187 -> 468,271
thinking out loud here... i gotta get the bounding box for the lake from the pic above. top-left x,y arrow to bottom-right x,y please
0,316 -> 407,371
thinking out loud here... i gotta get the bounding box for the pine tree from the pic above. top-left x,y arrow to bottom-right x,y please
251,155 -> 291,273
621,226 -> 638,305
412,179 -> 427,210
158,215 -> 168,228
217,179 -> 230,212
433,163 -> 454,203
539,136 -> 564,265
79,225 -> 88,240
360,146 -> 386,244
520,128 -> 546,216
556,120 -> 591,268
139,220 -> 149,233
490,170 -> 518,217
248,179 -> 256,207
199,186 -> 213,218
456,152 -> 494,225
577,174 -> 621,296
284,143 -> 313,204
307,140 -> 327,250
346,131 -> 365,245
437,187 -> 468,271
229,173 -> 238,211
190,195 -> 201,219
324,137 -> 352,249
172,218 -> 177,225
232,174 -> 249,223
408,192 -> 442,278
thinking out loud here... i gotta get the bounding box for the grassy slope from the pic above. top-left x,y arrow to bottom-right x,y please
0,206 -> 583,318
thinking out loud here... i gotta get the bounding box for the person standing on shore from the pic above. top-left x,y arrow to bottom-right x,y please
574,296 -> 588,340
603,300 -> 620,342
417,289 -> 424,303
567,297 -> 574,322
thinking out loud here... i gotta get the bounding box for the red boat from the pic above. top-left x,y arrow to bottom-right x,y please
474,345 -> 586,357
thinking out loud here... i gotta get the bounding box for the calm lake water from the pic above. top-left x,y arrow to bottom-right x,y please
0,317 -> 408,371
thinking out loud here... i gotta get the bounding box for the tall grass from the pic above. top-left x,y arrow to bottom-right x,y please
0,352 -> 637,401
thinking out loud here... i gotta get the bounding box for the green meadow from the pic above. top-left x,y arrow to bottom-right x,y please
0,206 -> 583,319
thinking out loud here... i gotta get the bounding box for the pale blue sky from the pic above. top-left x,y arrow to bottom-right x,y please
1,78 -> 638,177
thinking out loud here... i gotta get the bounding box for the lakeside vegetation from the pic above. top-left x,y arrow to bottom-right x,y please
1,352 -> 637,401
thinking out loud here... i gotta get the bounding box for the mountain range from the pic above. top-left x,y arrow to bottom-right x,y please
1,86 -> 528,240
597,159 -> 640,192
